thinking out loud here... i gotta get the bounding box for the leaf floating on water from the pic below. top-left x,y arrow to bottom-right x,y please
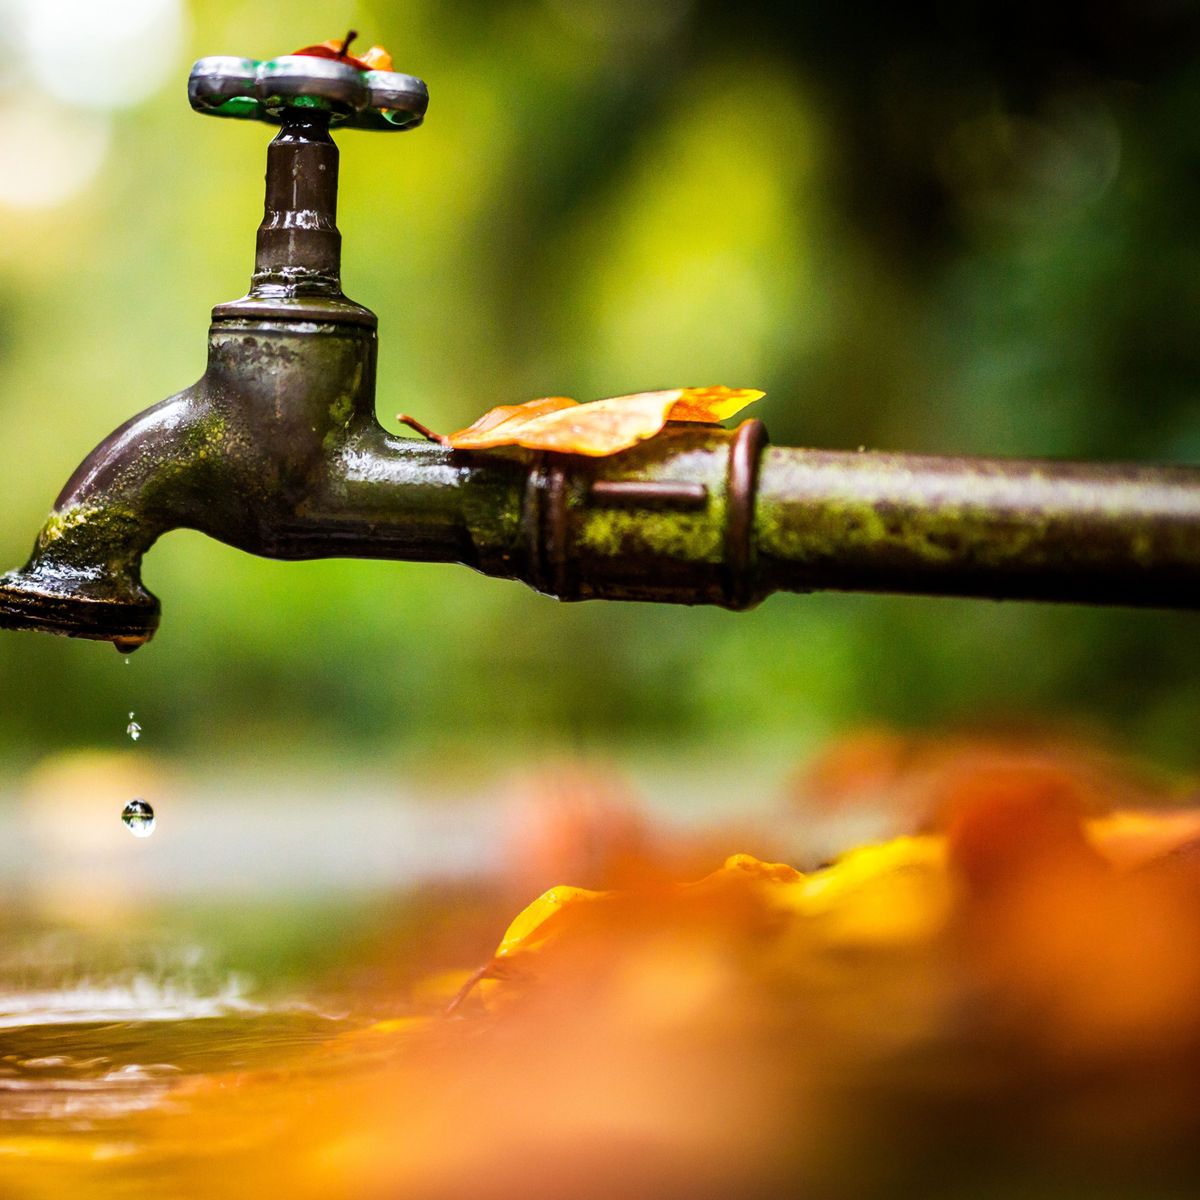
401,386 -> 765,458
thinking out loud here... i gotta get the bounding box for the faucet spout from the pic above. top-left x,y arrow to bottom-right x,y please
0,299 -> 529,652
0,304 -> 385,651
0,385 -> 216,650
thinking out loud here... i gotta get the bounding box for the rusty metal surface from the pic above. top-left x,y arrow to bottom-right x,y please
520,457 -> 573,599
723,418 -> 770,610
589,480 -> 709,510
755,448 -> 1200,606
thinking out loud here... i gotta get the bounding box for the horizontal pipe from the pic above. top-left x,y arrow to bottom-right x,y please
5,416 -> 1200,655
753,447 -> 1200,607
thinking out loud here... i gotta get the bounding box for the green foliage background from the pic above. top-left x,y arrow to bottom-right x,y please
0,0 -> 1197,773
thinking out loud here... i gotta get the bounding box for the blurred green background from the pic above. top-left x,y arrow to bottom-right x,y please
0,0 -> 1198,777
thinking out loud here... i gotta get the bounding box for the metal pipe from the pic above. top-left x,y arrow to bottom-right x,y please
752,445 -> 1200,607
251,113 -> 342,296
504,421 -> 1200,612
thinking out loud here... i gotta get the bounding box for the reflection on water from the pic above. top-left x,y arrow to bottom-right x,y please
0,1010 -> 349,1126
1,1055 -> 178,1128
0,922 -> 365,1182
0,974 -> 255,1027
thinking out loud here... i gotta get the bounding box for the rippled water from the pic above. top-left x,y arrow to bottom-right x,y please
0,908 -> 400,1196
0,1006 -> 349,1126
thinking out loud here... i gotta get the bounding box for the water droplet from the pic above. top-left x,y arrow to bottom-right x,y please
124,657 -> 131,666
126,712 -> 141,742
121,798 -> 155,838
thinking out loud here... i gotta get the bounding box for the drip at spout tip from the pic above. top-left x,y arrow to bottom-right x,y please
0,564 -> 159,651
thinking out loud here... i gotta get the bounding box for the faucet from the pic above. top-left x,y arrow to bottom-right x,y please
2,52 -> 1199,654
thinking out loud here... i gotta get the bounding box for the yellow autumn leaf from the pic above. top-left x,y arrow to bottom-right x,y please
495,884 -> 606,958
450,390 -> 680,455
447,396 -> 579,448
666,385 -> 767,423
400,386 -> 764,457
488,846 -> 944,980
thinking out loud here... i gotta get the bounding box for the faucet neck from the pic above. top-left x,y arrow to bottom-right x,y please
251,112 -> 342,298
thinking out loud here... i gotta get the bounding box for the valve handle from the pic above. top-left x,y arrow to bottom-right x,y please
188,55 -> 428,131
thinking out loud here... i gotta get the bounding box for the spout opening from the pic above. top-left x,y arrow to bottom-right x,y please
0,567 -> 159,650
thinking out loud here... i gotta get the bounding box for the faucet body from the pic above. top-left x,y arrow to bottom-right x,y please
3,86 -> 1200,651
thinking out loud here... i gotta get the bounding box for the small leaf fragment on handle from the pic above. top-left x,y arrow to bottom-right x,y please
292,33 -> 394,72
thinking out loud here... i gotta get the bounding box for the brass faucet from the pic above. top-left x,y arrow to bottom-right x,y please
2,53 -> 1198,654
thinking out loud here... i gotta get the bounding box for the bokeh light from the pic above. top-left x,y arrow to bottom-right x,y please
20,0 -> 186,110
0,97 -> 109,208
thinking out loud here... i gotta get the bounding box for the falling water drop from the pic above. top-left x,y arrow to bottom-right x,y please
126,712 -> 142,741
121,798 -> 155,838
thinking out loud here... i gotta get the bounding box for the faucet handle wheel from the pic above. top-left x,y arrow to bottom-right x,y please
188,55 -> 428,131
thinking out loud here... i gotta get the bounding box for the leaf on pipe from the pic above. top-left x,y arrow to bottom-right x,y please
449,396 -> 578,446
449,391 -> 681,456
407,386 -> 764,457
666,385 -> 766,422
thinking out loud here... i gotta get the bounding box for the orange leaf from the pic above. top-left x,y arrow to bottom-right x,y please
445,386 -> 764,457
357,46 -> 394,71
449,396 -> 578,447
666,386 -> 765,423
